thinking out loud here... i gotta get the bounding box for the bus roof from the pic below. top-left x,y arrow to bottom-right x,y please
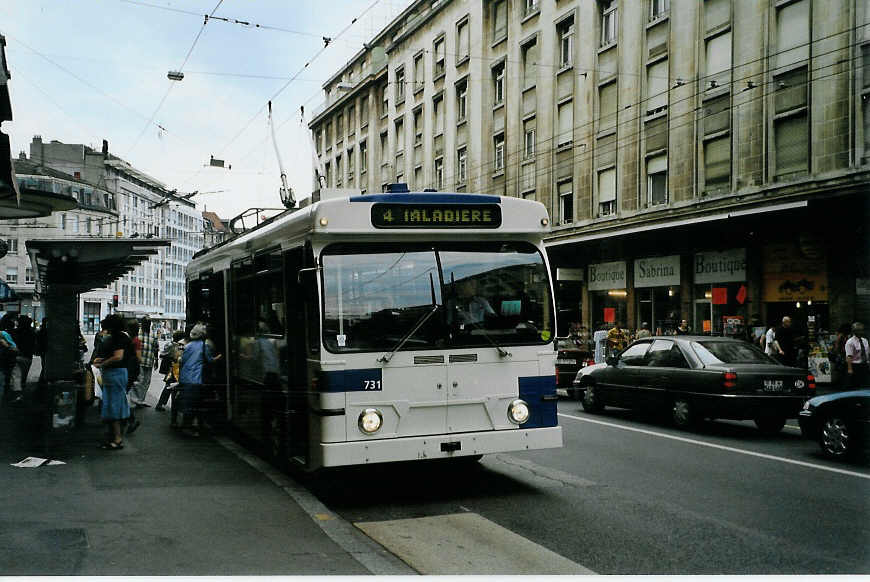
187,192 -> 551,277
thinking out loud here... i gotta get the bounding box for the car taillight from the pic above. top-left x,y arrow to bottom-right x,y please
807,374 -> 816,391
722,371 -> 737,389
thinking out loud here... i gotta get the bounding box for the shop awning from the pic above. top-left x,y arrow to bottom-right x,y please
26,238 -> 170,295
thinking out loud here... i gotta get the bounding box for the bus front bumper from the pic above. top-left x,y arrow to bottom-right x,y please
319,426 -> 563,468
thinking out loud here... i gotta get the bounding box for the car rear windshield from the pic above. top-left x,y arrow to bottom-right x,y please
691,341 -> 772,365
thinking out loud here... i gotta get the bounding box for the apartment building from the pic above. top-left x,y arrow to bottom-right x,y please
310,0 -> 869,374
14,136 -> 207,330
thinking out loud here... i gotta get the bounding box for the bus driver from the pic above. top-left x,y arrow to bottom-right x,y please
452,279 -> 496,327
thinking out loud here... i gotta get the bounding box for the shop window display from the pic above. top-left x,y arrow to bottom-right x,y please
637,287 -> 680,336
694,282 -> 748,337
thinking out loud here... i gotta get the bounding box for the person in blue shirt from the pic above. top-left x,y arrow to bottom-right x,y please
0,314 -> 18,406
178,323 -> 222,436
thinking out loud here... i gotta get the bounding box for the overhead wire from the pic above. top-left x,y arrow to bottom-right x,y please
125,0 -> 225,158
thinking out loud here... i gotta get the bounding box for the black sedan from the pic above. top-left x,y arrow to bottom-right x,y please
555,337 -> 594,394
798,389 -> 870,459
573,336 -> 815,433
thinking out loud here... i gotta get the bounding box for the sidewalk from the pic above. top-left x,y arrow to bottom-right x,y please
0,358 -> 407,575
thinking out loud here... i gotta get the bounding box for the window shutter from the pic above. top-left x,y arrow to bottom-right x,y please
600,82 -> 617,132
599,168 -> 616,202
647,59 -> 668,112
777,0 -> 809,68
558,101 -> 573,145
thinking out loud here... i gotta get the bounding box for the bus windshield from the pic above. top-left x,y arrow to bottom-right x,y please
321,242 -> 553,353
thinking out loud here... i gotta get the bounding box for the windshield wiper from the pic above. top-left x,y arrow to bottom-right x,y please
464,320 -> 512,359
378,272 -> 439,364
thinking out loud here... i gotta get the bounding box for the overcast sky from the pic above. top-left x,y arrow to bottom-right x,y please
1,0 -> 411,219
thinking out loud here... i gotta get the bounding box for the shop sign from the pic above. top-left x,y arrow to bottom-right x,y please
694,249 -> 746,284
634,255 -> 680,288
557,268 -> 584,281
588,261 -> 627,291
762,241 -> 828,302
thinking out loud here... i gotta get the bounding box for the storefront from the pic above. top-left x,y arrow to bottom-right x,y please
588,260 -> 627,331
634,255 -> 681,336
692,248 -> 748,337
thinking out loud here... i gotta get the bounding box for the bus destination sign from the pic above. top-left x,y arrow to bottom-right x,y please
371,203 -> 502,229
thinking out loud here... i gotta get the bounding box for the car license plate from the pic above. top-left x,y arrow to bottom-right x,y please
763,379 -> 784,392
556,359 -> 577,365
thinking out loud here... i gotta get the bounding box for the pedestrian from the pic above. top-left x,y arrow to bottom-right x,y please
178,322 -> 222,436
35,317 -> 47,383
0,314 -> 18,405
775,316 -> 797,367
761,323 -> 779,358
674,319 -> 690,335
830,323 -> 851,388
606,321 -> 628,357
155,330 -> 186,414
845,322 -> 870,389
636,322 -> 651,339
11,315 -> 36,403
123,320 -> 142,434
91,314 -> 131,450
131,316 -> 158,407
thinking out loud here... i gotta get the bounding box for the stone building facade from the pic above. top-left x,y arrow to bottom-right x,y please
310,0 -> 869,378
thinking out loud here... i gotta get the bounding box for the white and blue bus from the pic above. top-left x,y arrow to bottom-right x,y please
186,186 -> 563,470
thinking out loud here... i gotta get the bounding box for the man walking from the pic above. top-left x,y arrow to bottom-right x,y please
774,316 -> 796,367
845,322 -> 870,389
131,316 -> 158,407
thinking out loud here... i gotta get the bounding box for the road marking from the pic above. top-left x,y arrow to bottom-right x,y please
558,413 -> 870,481
215,437 -> 416,575
356,513 -> 595,575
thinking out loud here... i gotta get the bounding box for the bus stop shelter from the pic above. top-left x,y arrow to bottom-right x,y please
25,238 -> 169,430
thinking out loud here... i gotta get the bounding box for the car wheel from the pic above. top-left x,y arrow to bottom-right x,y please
819,416 -> 852,459
671,398 -> 694,429
754,416 -> 786,435
581,384 -> 604,413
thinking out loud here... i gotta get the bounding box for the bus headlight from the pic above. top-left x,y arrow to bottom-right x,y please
358,408 -> 383,434
508,399 -> 530,425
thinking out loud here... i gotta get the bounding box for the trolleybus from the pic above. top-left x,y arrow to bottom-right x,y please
185,186 -> 563,470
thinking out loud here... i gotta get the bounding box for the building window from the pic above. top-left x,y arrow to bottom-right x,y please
492,0 -> 507,42
522,37 -> 538,88
433,36 -> 446,78
646,59 -> 668,115
558,180 -> 573,224
598,167 -> 616,216
315,129 -> 322,154
434,157 -> 444,189
557,101 -> 573,147
649,0 -> 668,21
601,0 -> 617,47
360,140 -> 367,173
558,16 -> 574,68
775,0 -> 809,69
494,133 -> 505,172
336,114 -> 344,140
5,238 -> 17,254
360,96 -> 369,127
862,45 -> 870,157
456,17 -> 470,63
413,108 -> 423,144
395,66 -> 405,103
347,148 -> 355,182
773,67 -> 808,177
492,62 -> 505,105
380,84 -> 389,117
379,131 -> 388,165
395,118 -> 405,152
433,94 -> 444,135
599,81 -> 618,133
25,267 -> 34,285
702,94 -> 730,190
456,79 -> 468,122
6,267 -> 18,284
705,31 -> 731,91
325,121 -> 332,147
524,126 -> 536,159
335,156 -> 342,186
457,147 -> 467,184
414,165 -> 423,189
413,52 -> 425,93
647,154 -> 668,205
524,0 -> 539,17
